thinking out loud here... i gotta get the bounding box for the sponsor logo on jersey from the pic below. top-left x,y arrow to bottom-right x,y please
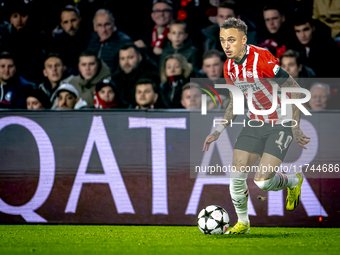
236,82 -> 261,94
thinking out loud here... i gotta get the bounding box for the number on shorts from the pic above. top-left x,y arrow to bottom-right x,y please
275,131 -> 292,149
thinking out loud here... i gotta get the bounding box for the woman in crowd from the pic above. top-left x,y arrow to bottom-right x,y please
159,53 -> 194,108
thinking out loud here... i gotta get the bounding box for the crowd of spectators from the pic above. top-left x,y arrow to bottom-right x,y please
0,0 -> 339,111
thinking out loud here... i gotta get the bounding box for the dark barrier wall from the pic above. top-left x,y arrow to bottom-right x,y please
0,110 -> 339,227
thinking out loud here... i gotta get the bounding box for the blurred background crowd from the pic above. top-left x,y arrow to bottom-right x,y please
0,0 -> 339,111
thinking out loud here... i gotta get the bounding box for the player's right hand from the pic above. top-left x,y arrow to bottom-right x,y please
202,131 -> 221,152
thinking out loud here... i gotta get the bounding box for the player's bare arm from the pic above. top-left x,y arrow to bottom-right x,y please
280,76 -> 311,149
202,92 -> 236,152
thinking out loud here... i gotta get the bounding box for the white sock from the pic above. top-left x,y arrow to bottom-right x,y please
254,172 -> 299,191
230,172 -> 249,225
286,173 -> 300,188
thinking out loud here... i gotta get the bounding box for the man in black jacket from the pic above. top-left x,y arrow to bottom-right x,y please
87,9 -> 131,74
50,5 -> 91,75
0,0 -> 47,83
0,52 -> 35,109
38,53 -> 73,102
112,43 -> 160,106
258,4 -> 297,58
292,16 -> 340,78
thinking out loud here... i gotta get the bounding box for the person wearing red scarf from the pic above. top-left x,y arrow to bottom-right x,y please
134,0 -> 173,62
94,79 -> 129,109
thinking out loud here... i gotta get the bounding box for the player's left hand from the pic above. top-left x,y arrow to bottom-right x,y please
202,131 -> 220,152
292,127 -> 310,149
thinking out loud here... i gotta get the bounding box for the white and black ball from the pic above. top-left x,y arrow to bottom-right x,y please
197,205 -> 229,235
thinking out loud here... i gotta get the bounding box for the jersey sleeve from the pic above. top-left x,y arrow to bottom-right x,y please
223,60 -> 234,85
259,50 -> 289,85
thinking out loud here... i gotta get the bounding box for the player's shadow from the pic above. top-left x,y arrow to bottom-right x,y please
210,233 -> 300,239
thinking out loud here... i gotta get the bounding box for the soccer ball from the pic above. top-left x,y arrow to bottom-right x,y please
197,205 -> 229,235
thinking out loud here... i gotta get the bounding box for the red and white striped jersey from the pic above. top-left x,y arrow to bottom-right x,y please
223,45 -> 291,123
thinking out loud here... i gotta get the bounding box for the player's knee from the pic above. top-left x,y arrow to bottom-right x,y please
254,178 -> 274,191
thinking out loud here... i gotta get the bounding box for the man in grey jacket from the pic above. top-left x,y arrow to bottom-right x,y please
68,50 -> 111,107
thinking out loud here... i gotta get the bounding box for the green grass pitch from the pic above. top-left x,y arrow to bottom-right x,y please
0,225 -> 339,255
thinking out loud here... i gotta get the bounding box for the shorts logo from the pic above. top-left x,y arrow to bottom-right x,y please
246,71 -> 253,78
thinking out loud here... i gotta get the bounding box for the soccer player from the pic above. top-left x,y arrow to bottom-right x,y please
202,18 -> 310,234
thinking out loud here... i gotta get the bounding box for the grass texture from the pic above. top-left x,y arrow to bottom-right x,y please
0,225 -> 339,255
